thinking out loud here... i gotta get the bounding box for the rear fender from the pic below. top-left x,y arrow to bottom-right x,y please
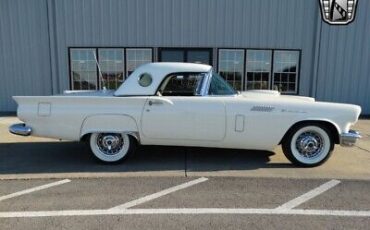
80,114 -> 139,141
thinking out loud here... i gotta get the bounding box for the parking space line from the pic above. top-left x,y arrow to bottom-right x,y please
0,179 -> 71,202
110,177 -> 208,210
275,179 -> 341,210
0,208 -> 369,218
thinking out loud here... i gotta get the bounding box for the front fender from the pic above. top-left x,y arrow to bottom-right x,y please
299,117 -> 341,134
80,114 -> 139,139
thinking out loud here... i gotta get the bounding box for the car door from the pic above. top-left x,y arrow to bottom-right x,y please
141,96 -> 226,141
140,72 -> 226,142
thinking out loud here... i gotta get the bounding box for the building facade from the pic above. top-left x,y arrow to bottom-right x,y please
0,0 -> 369,113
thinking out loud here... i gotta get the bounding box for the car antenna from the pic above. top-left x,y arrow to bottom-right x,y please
93,52 -> 107,91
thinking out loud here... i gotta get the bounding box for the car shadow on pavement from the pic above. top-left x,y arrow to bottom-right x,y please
0,141 -> 292,175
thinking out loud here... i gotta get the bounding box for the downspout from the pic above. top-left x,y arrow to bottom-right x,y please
46,0 -> 59,94
311,2 -> 323,98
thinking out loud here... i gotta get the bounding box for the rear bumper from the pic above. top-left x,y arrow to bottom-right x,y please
9,123 -> 32,136
340,130 -> 361,147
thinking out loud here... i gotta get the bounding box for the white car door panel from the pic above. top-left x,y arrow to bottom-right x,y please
141,96 -> 226,141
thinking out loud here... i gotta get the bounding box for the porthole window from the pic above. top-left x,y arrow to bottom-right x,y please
138,73 -> 152,87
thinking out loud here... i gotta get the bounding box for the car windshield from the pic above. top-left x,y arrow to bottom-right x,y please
208,72 -> 237,95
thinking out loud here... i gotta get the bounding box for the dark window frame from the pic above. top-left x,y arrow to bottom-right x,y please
68,48 -> 99,90
68,47 -> 154,90
217,48 -> 246,91
158,47 -> 213,65
271,50 -> 301,94
246,49 -> 272,91
217,48 -> 301,95
97,48 -> 125,90
125,48 -> 154,77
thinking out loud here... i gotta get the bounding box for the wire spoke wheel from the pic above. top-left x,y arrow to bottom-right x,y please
96,133 -> 124,156
282,124 -> 334,167
89,132 -> 136,163
295,131 -> 324,159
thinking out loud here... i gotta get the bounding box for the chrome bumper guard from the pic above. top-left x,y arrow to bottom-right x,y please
340,130 -> 361,147
9,123 -> 32,136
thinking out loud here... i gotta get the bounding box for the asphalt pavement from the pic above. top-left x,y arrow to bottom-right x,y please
0,117 -> 370,229
0,177 -> 369,230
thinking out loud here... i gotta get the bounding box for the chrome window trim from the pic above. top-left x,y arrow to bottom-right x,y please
200,70 -> 212,96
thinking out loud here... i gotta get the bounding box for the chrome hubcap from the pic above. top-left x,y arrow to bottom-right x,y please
295,131 -> 324,158
96,133 -> 124,155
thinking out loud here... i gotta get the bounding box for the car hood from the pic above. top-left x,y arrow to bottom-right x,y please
240,90 -> 315,102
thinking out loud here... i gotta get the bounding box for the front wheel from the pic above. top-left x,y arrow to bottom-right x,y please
282,124 -> 334,167
89,132 -> 136,163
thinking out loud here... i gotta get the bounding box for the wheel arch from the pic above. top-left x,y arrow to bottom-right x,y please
79,114 -> 140,143
279,119 -> 340,145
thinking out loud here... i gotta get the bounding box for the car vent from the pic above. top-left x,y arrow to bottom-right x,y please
251,106 -> 275,112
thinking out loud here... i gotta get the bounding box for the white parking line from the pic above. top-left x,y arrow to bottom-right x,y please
0,179 -> 71,202
275,179 -> 341,210
110,177 -> 209,210
0,208 -> 369,218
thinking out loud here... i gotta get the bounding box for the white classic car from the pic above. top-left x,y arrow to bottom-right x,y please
10,62 -> 362,166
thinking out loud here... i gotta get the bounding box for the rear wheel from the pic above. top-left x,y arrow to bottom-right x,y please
282,124 -> 334,167
89,132 -> 136,163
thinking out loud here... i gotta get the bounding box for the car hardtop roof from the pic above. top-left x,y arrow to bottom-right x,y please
138,62 -> 212,73
114,62 -> 212,96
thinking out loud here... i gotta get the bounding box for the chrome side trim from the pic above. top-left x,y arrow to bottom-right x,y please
340,130 -> 361,147
251,106 -> 275,112
9,123 -> 32,136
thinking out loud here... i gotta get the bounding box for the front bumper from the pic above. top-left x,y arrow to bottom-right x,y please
9,123 -> 32,136
340,130 -> 361,147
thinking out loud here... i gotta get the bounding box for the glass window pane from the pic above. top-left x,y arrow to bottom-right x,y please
126,48 -> 153,77
98,48 -> 124,90
217,49 -> 245,91
273,50 -> 299,93
161,50 -> 185,62
187,50 -> 211,64
70,49 -> 97,90
246,50 -> 272,90
160,49 -> 212,65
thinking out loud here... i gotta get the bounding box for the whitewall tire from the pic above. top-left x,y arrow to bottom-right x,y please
89,132 -> 136,163
282,124 -> 334,167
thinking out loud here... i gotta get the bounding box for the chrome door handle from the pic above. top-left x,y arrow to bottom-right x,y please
148,100 -> 163,106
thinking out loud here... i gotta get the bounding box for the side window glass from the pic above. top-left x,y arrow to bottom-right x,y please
159,73 -> 205,96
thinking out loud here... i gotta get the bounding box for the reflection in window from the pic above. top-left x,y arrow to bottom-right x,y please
98,49 -> 124,90
273,51 -> 299,93
246,50 -> 271,90
218,49 -> 244,91
126,49 -> 152,77
70,49 -> 97,90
